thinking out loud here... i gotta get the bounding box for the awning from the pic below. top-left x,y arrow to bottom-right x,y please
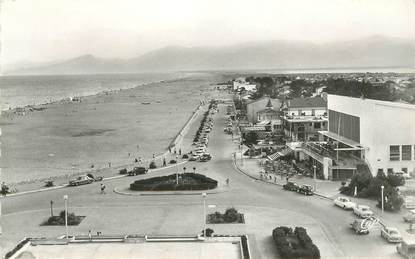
318,131 -> 365,150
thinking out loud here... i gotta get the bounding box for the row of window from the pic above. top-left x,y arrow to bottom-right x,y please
390,145 -> 414,161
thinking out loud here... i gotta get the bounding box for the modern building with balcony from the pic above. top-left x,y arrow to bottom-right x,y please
290,94 -> 415,180
282,97 -> 328,141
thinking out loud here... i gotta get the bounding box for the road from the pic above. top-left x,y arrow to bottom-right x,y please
0,101 -> 401,258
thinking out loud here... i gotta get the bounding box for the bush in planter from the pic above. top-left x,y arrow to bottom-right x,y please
182,154 -> 189,159
201,228 -> 214,237
119,168 -> 127,174
224,207 -> 238,223
149,161 -> 157,169
169,159 -> 177,164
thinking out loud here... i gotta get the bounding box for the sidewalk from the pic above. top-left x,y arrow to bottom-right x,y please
233,156 -> 341,199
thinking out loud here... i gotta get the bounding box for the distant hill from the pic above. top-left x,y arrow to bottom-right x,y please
6,36 -> 415,75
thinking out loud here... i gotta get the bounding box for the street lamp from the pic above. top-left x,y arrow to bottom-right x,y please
193,167 -> 196,174
381,185 -> 384,213
176,155 -> 179,185
202,193 -> 207,238
313,165 -> 317,191
63,195 -> 69,241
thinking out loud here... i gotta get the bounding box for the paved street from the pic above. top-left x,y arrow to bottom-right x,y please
0,100 -> 404,258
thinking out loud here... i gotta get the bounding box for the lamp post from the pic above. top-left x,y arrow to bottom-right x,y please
313,165 -> 317,191
50,200 -> 54,217
176,155 -> 179,185
381,185 -> 384,213
63,195 -> 69,241
193,167 -> 196,174
202,193 -> 207,238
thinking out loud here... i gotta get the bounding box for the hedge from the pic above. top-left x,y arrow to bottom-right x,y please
130,173 -> 218,191
272,226 -> 320,259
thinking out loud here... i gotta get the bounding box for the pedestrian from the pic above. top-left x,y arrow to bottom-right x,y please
108,162 -> 111,168
179,148 -> 182,155
100,184 -> 106,194
174,148 -> 176,154
163,158 -> 167,167
226,178 -> 230,186
88,230 -> 92,241
128,153 -> 130,157
152,154 -> 155,159
135,158 -> 138,163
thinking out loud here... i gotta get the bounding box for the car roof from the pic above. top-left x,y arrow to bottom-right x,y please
385,227 -> 399,231
357,205 -> 369,208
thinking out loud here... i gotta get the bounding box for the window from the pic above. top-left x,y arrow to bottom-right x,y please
377,169 -> 384,175
402,145 -> 412,161
402,168 -> 408,173
390,145 -> 400,161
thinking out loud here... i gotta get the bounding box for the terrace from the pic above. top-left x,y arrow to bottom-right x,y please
283,114 -> 328,123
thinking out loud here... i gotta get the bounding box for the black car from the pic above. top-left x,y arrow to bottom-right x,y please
128,167 -> 148,176
283,182 -> 299,192
298,185 -> 314,195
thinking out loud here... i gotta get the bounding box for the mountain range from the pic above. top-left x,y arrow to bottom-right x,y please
6,36 -> 415,75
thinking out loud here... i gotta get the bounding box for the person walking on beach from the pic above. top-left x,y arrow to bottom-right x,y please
226,178 -> 230,186
179,148 -> 182,155
100,184 -> 106,194
88,230 -> 92,241
163,158 -> 167,167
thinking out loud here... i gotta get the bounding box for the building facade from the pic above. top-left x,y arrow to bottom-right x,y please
321,94 -> 415,177
282,97 -> 328,141
246,97 -> 282,124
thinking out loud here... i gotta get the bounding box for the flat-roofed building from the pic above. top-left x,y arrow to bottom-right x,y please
319,94 -> 415,178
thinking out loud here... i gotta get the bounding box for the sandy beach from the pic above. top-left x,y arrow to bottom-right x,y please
0,72 -> 226,184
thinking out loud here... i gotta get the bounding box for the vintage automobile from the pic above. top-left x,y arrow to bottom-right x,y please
397,241 -> 415,258
298,184 -> 314,195
350,219 -> 370,235
353,205 -> 374,218
69,175 -> 94,186
381,227 -> 403,243
334,197 -> 356,210
199,153 -> 212,162
283,182 -> 299,192
128,167 -> 148,176
403,213 -> 415,223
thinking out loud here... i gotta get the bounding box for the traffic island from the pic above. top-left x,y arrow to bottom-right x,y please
129,173 -> 218,191
41,210 -> 85,226
207,208 -> 245,224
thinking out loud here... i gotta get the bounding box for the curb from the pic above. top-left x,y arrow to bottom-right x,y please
1,161 -> 189,198
113,186 -> 227,196
232,157 -> 333,201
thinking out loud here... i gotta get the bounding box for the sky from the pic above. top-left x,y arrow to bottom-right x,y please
1,0 -> 415,65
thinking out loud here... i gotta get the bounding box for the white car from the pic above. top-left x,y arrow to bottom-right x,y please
381,227 -> 402,243
334,197 -> 356,210
353,205 -> 374,218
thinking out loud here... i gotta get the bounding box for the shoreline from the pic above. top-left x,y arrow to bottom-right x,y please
0,76 -> 189,114
2,79 -> 213,187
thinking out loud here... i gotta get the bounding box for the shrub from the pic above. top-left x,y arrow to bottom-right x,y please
149,161 -> 157,169
119,168 -> 127,174
182,154 -> 189,159
272,226 -> 320,259
169,159 -> 177,164
224,207 -> 238,223
201,228 -> 214,237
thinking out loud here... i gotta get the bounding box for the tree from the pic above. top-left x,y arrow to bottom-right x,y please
244,131 -> 259,146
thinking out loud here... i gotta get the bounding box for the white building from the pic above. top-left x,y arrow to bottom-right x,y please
319,94 -> 415,178
233,79 -> 257,91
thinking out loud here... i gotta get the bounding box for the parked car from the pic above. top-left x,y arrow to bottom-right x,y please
350,219 -> 370,235
283,182 -> 299,192
403,213 -> 415,223
298,184 -> 314,195
353,205 -> 374,218
86,173 -> 103,181
128,167 -> 148,176
69,175 -> 94,186
381,227 -> 403,243
199,153 -> 212,162
189,155 -> 198,161
397,241 -> 415,259
334,197 -> 356,210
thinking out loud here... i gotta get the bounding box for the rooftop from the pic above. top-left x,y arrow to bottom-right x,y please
285,97 -> 327,109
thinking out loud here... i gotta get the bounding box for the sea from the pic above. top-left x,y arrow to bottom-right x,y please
0,72 -> 185,111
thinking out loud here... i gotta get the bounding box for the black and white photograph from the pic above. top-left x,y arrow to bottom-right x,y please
0,0 -> 415,258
